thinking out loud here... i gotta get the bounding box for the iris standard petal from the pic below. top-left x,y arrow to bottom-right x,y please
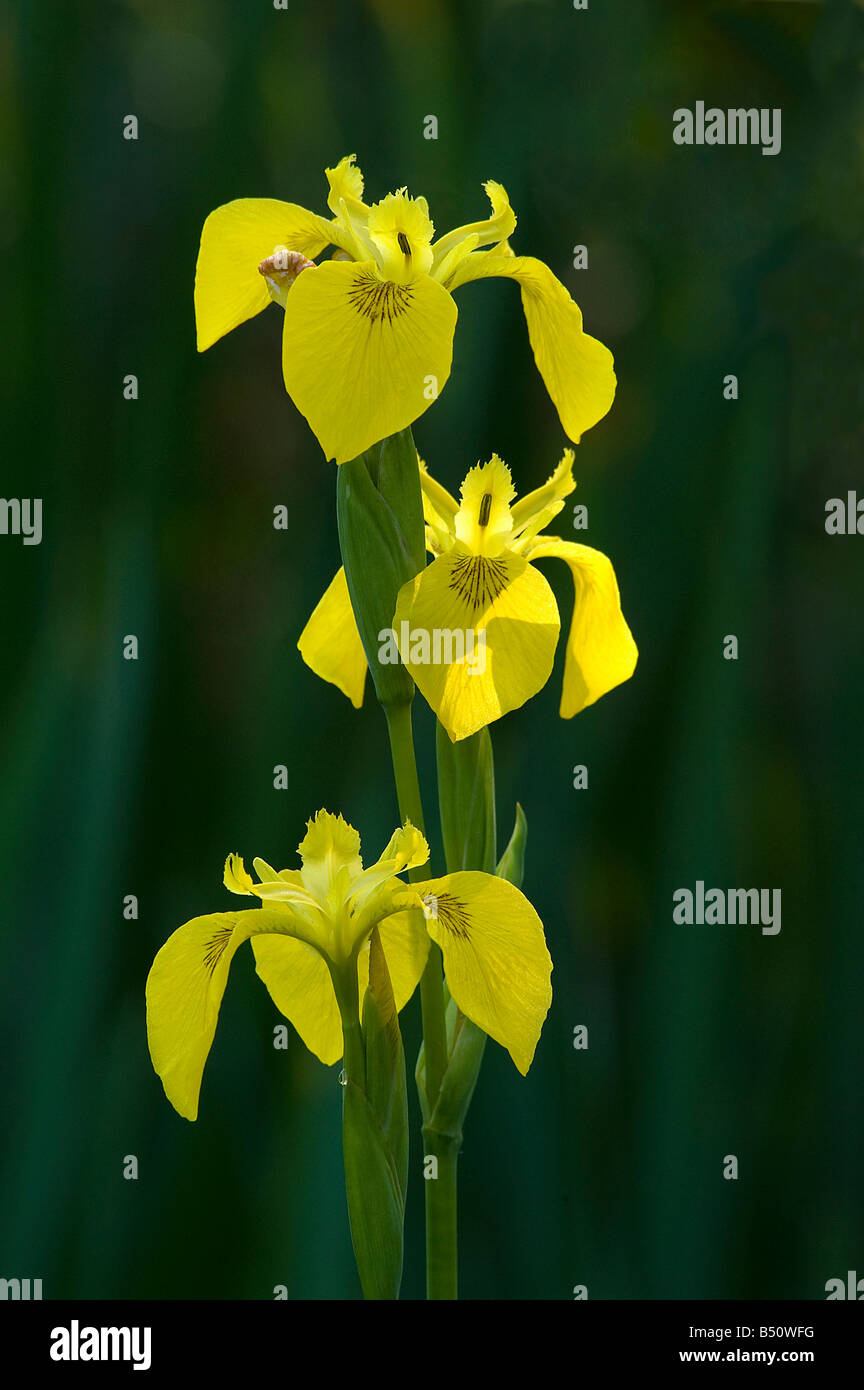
281,260 -> 458,463
510,450 -> 577,550
298,567 -> 367,708
452,455 -> 517,557
526,536 -> 637,717
347,823 -> 430,912
325,153 -> 369,220
431,179 -> 517,278
420,873 -> 552,1075
447,252 -> 616,442
298,810 -> 364,907
393,546 -> 560,741
224,853 -> 256,895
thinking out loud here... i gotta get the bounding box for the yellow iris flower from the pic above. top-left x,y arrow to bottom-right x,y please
194,154 -> 615,463
146,811 -> 552,1120
299,451 -> 638,741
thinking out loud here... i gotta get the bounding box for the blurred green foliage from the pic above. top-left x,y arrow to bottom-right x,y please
1,0 -> 862,1299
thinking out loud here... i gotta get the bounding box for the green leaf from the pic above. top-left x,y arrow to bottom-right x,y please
342,1080 -> 405,1300
342,929 -> 409,1299
496,802 -> 527,888
336,430 -> 424,709
427,1004 -> 487,1142
361,928 -> 409,1204
376,429 -> 427,575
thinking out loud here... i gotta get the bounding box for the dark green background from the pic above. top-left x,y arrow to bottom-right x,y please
1,0 -> 862,1299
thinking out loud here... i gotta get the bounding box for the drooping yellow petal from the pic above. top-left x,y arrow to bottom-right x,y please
393,546 -> 560,741
420,873 -> 552,1075
447,252 -> 616,442
194,198 -> 333,352
297,568 -> 367,709
251,934 -> 344,1066
526,536 -> 637,717
146,908 -> 289,1120
253,904 -> 429,1067
281,260 -> 458,463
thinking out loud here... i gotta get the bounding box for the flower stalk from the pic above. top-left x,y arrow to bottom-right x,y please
337,427 -> 458,1294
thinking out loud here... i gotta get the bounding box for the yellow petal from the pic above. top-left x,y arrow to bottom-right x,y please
367,191 -> 435,280
420,873 -> 552,1075
448,253 -> 616,442
346,822 -> 431,936
229,856 -> 324,930
510,450 -> 577,550
146,910 -> 256,1121
454,455 -> 515,556
357,908 -> 430,1017
393,547 -> 560,741
298,568 -> 367,709
251,934 -> 344,1066
419,460 -> 458,520
526,536 -> 637,716
146,900 -> 340,1118
281,261 -> 458,463
224,853 -> 255,895
325,154 -> 367,218
298,810 -> 363,906
419,460 -> 458,555
253,905 -> 430,1066
252,858 -> 283,883
432,179 -> 517,282
374,822 -> 430,876
194,198 -> 333,352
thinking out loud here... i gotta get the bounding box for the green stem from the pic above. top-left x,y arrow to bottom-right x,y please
421,1128 -> 459,1300
384,700 -> 456,1300
384,700 -> 426,837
